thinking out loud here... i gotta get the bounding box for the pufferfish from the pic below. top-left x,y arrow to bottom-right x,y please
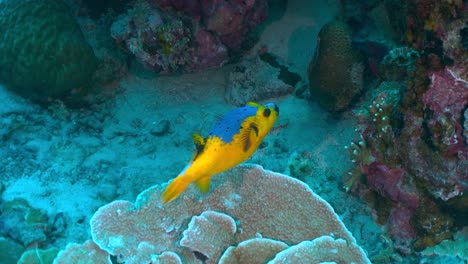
162,102 -> 279,204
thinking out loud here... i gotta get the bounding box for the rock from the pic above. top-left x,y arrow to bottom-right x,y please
226,56 -> 294,106
150,120 -> 172,136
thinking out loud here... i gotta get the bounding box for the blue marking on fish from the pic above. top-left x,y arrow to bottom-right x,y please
208,104 -> 258,143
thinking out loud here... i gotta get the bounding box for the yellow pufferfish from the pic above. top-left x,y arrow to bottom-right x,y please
162,102 -> 279,204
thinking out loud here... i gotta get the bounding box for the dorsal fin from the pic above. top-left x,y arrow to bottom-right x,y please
246,102 -> 260,107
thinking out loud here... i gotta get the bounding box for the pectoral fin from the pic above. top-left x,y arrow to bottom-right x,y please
240,122 -> 259,152
195,177 -> 211,193
192,133 -> 206,159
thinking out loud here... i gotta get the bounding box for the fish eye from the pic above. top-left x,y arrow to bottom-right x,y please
263,108 -> 271,117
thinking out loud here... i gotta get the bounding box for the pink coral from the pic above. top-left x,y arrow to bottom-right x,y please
89,165 -> 368,263
362,161 -> 419,210
180,211 -> 236,261
423,66 -> 468,155
188,30 -> 228,70
54,240 -> 111,263
269,236 -> 371,263
219,238 -> 288,264
200,0 -> 268,50
152,0 -> 202,18
111,0 -> 267,72
388,207 -> 416,256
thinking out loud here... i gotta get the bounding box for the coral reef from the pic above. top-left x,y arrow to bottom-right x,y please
381,47 -> 419,81
423,66 -> 468,156
344,42 -> 466,254
421,227 -> 468,262
54,240 -> 111,263
0,237 -> 24,264
268,236 -> 370,263
338,0 -> 468,257
151,0 -> 268,50
110,0 -> 268,73
64,165 -> 370,263
218,238 -> 288,264
110,1 -> 194,73
308,20 -> 364,112
0,198 -> 49,247
0,0 -> 97,103
286,150 -> 314,182
180,211 -> 236,261
464,108 -> 468,143
17,247 -> 60,264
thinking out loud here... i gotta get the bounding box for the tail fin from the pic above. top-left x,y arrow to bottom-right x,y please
162,175 -> 192,204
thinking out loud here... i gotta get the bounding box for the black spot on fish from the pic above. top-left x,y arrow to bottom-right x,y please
263,108 -> 271,117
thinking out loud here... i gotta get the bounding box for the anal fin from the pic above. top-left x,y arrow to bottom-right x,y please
195,177 -> 211,193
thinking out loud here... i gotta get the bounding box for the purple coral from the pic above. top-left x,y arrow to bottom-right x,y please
200,0 -> 268,50
423,66 -> 468,156
188,30 -> 228,70
362,161 -> 419,210
111,0 -> 268,73
388,207 -> 416,256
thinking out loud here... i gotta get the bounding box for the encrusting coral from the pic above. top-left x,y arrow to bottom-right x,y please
53,164 -> 370,263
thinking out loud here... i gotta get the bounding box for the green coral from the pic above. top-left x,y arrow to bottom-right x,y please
421,228 -> 468,261
0,237 -> 25,264
0,0 -> 97,102
1,198 -> 48,228
18,247 -> 60,264
381,47 -> 419,80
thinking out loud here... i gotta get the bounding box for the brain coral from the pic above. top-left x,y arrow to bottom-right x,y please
308,20 -> 363,112
0,0 -> 97,102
